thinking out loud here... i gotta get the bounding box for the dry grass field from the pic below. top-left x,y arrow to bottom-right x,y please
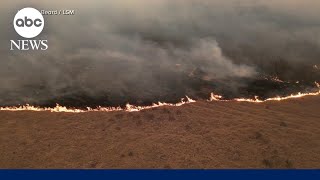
0,96 -> 319,168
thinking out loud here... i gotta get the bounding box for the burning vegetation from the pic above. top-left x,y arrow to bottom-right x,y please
1,81 -> 319,113
1,1 -> 320,112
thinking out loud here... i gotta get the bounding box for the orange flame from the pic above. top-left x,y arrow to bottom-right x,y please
0,96 -> 195,113
233,91 -> 320,103
209,93 -> 223,101
0,83 -> 319,113
208,82 -> 320,103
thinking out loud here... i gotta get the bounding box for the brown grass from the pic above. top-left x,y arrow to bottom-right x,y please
0,96 -> 319,168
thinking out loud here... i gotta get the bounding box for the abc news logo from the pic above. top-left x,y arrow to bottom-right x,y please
10,7 -> 48,50
16,16 -> 43,27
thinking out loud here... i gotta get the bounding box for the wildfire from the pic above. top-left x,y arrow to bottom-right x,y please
270,76 -> 285,83
263,75 -> 286,83
0,83 -> 319,113
208,82 -> 320,103
0,96 -> 196,113
233,91 -> 320,103
209,93 -> 223,101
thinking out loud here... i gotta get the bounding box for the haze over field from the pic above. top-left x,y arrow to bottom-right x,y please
1,0 -> 319,107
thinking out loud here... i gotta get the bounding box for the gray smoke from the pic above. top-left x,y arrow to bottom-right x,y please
0,0 -> 319,106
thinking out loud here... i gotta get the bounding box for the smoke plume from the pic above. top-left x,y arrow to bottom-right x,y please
0,0 -> 319,107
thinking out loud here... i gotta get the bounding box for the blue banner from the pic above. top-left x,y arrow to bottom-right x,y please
0,170 -> 319,180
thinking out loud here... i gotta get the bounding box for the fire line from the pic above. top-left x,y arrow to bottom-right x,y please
0,87 -> 319,113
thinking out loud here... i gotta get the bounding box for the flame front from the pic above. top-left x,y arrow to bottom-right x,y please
233,91 -> 320,103
0,96 -> 196,113
1,83 -> 319,113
